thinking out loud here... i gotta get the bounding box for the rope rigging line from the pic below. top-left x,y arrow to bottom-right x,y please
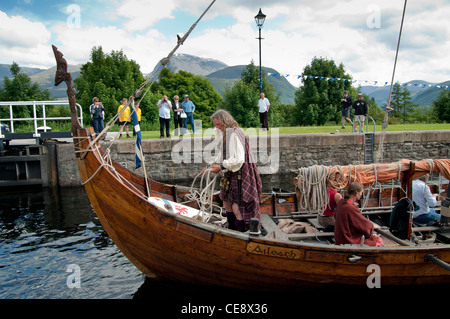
376,0 -> 407,163
79,137 -> 150,199
80,0 -> 217,158
183,168 -> 226,225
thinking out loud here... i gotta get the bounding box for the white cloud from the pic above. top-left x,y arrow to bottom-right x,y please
1,0 -> 449,86
51,21 -> 169,72
116,0 -> 177,32
0,11 -> 52,67
0,11 -> 50,48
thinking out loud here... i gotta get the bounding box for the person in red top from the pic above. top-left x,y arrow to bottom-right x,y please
334,182 -> 383,246
318,187 -> 342,229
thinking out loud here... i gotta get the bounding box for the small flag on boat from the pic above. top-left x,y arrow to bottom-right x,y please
130,105 -> 143,169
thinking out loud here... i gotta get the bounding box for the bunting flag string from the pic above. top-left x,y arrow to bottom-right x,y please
267,72 -> 449,89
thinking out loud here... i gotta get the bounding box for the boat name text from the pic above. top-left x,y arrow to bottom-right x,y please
247,242 -> 300,259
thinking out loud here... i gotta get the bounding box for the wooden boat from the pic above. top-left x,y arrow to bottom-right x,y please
52,46 -> 450,290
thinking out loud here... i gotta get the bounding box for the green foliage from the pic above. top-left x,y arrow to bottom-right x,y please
221,80 -> 259,127
275,104 -> 297,127
74,46 -> 157,124
433,88 -> 450,122
221,60 -> 281,128
365,95 -> 385,124
0,62 -> 52,120
0,62 -> 52,101
153,68 -> 222,126
389,85 -> 417,123
294,57 -> 354,126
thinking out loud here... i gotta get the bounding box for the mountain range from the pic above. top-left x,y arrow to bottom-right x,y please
1,54 -> 447,107
359,80 -> 450,107
150,54 -> 296,104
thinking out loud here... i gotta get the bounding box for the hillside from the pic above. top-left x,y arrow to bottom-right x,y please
150,53 -> 228,77
5,55 -> 445,108
207,65 -> 296,105
149,54 -> 297,104
0,64 -> 45,78
0,63 -> 81,99
29,65 -> 82,98
2,55 -> 297,103
359,80 -> 448,107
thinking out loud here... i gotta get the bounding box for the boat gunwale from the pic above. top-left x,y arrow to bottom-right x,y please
79,132 -> 450,255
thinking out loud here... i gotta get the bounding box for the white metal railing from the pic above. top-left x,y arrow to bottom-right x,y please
352,115 -> 376,133
0,100 -> 83,138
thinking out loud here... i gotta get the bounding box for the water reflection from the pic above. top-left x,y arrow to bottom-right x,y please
0,187 -> 144,299
0,174 -> 442,305
0,173 -> 298,299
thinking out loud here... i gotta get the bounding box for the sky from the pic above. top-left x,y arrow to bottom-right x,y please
0,0 -> 449,88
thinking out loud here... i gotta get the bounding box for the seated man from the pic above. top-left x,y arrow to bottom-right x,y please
334,182 -> 383,246
412,175 -> 441,225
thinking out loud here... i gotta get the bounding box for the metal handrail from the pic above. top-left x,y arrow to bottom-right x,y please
0,100 -> 83,138
366,116 -> 376,133
352,115 -> 376,133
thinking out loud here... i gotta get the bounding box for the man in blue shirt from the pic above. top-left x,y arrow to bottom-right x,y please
181,94 -> 196,135
412,175 -> 441,225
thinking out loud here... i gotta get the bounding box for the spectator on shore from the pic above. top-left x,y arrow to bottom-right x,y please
158,95 -> 172,138
181,94 -> 196,135
118,98 -> 131,139
340,90 -> 353,129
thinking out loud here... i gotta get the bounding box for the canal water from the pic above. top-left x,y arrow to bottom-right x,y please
1,177 -> 432,310
0,175 -> 297,300
0,187 -> 144,299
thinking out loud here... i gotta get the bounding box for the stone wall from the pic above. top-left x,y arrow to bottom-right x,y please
55,130 -> 450,186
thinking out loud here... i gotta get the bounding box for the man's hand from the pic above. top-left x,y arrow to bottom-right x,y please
200,165 -> 221,175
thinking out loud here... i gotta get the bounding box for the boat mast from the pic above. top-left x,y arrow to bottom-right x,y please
376,0 -> 408,162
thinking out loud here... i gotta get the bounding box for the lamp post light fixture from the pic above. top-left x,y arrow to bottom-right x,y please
255,8 -> 266,94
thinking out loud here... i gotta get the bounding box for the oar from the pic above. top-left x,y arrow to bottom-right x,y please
425,254 -> 450,271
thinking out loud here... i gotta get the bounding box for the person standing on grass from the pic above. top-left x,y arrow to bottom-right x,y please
172,95 -> 184,136
90,97 -> 105,140
258,92 -> 270,131
181,94 -> 196,135
118,98 -> 131,139
158,95 -> 172,138
340,90 -> 353,129
352,93 -> 367,133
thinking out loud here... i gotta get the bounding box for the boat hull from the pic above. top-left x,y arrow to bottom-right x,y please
76,129 -> 450,290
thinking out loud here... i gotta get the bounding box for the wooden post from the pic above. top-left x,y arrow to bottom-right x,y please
403,161 -> 415,239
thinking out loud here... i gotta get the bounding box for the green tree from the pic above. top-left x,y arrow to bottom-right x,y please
74,46 -> 155,124
389,85 -> 417,123
154,68 -> 222,126
365,95 -> 384,125
294,57 -> 353,126
222,80 -> 259,127
433,88 -> 450,122
0,62 -> 51,119
222,60 -> 281,128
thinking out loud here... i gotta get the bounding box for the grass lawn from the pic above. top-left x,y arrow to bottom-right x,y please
136,123 -> 449,139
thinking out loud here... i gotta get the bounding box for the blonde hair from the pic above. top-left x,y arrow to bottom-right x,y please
210,109 -> 239,129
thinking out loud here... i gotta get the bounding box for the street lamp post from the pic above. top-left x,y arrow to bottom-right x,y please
255,8 -> 266,94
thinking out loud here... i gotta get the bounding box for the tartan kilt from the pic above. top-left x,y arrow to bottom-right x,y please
219,128 -> 262,223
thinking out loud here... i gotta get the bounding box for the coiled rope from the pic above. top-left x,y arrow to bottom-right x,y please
184,168 -> 226,225
296,165 -> 329,214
